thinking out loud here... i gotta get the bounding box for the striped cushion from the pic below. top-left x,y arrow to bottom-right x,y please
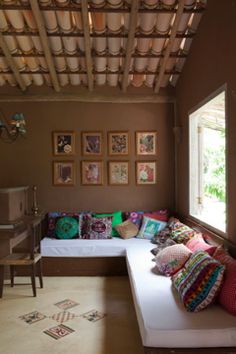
168,218 -> 196,244
172,251 -> 225,312
213,248 -> 236,315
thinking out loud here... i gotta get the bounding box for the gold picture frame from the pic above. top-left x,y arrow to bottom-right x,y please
136,131 -> 157,155
108,131 -> 129,156
52,131 -> 75,156
108,161 -> 129,185
53,161 -> 75,186
81,131 -> 103,156
81,161 -> 104,185
136,161 -> 157,185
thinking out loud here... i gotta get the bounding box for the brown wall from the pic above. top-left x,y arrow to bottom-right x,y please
176,0 -> 236,240
0,102 -> 174,213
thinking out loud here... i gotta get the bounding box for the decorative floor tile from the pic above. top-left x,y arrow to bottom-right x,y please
19,311 -> 46,325
44,324 -> 75,340
54,299 -> 79,310
49,311 -> 77,323
81,309 -> 106,323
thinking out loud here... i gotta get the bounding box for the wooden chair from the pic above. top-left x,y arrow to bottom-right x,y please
0,219 -> 43,297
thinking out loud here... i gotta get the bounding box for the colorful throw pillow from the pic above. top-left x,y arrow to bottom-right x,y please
79,212 -> 92,239
125,211 -> 144,229
169,218 -> 196,244
55,216 -> 79,239
186,234 -> 217,256
137,216 -> 167,240
172,251 -> 225,312
93,211 -> 122,237
85,216 -> 112,239
47,212 -> 81,238
151,227 -> 171,244
143,209 -> 169,222
115,220 -> 139,239
151,238 -> 176,256
155,244 -> 192,276
213,247 -> 236,315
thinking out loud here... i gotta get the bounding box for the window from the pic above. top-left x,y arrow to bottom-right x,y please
189,90 -> 226,233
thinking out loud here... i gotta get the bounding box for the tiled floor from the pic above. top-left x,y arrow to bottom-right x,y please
0,276 -> 144,354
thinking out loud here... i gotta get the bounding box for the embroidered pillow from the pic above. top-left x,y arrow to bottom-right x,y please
79,212 -> 92,239
169,218 -> 196,244
151,227 -> 171,244
85,216 -> 112,240
125,211 -> 144,229
93,211 -> 122,237
115,220 -> 139,239
55,216 -> 79,239
155,244 -> 192,276
47,212 -> 81,238
137,216 -> 167,240
213,247 -> 236,315
172,251 -> 225,312
186,234 -> 217,256
151,238 -> 176,256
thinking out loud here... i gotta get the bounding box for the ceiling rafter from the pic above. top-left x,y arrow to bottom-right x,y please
122,0 -> 139,93
0,33 -> 26,92
81,0 -> 94,91
29,0 -> 60,92
154,0 -> 185,94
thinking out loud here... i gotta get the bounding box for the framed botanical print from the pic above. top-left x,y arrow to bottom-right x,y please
108,131 -> 129,156
136,161 -> 156,185
108,161 -> 129,185
53,161 -> 75,186
136,131 -> 157,155
53,131 -> 75,156
82,131 -> 103,156
81,161 -> 103,185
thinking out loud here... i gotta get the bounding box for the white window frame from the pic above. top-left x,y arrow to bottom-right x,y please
188,85 -> 228,235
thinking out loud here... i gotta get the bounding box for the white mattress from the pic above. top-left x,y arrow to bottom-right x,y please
41,237 -> 153,257
126,247 -> 236,348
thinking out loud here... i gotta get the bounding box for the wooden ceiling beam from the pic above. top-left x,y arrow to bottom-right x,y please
0,33 -> 26,92
81,0 -> 94,91
122,0 -> 139,93
29,0 -> 60,92
154,0 -> 185,94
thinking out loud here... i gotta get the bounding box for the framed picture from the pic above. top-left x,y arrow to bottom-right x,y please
108,161 -> 129,185
53,131 -> 75,156
108,131 -> 129,156
82,131 -> 103,156
53,161 -> 75,186
136,131 -> 157,155
81,161 -> 103,185
136,161 -> 156,185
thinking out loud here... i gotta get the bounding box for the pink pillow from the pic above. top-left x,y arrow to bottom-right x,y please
213,247 -> 236,315
186,234 -> 217,256
143,209 -> 168,222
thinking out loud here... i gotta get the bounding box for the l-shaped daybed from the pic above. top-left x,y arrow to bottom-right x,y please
41,236 -> 236,354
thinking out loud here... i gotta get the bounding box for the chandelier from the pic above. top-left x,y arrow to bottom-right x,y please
0,113 -> 26,143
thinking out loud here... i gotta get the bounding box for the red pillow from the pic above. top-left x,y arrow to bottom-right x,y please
143,209 -> 168,222
186,234 -> 217,256
213,247 -> 236,315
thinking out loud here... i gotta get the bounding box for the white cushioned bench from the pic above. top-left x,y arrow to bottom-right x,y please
41,237 -> 236,351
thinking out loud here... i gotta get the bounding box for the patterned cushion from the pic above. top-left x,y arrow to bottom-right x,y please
172,251 -> 225,312
93,211 -> 122,237
168,217 -> 196,244
155,244 -> 192,276
186,234 -> 217,256
213,248 -> 236,315
55,216 -> 79,239
151,227 -> 171,244
79,212 -> 92,239
124,211 -> 144,229
47,212 -> 81,238
115,220 -> 139,239
85,216 -> 112,239
137,216 -> 167,240
151,238 -> 176,256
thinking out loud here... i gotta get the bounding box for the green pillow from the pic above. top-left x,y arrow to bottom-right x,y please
55,216 -> 79,239
94,211 -> 122,237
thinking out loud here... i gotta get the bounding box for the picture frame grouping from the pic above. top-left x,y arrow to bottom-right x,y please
51,130 -> 157,186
